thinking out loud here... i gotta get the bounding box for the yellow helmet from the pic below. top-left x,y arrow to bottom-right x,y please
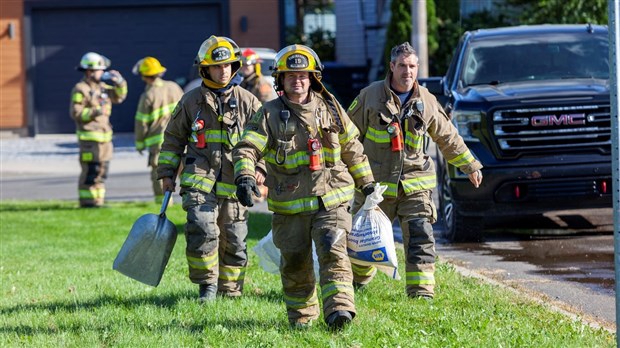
272,44 -> 324,91
132,57 -> 167,77
77,52 -> 110,71
194,35 -> 241,67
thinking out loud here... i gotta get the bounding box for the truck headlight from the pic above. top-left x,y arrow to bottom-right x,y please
452,110 -> 481,142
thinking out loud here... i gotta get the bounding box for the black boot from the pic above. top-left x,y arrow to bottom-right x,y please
325,310 -> 353,330
198,283 -> 217,302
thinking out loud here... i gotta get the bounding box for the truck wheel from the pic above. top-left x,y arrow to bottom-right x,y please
439,162 -> 484,242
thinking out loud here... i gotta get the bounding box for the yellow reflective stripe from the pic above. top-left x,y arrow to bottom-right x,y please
242,130 -> 268,153
187,254 -> 218,270
181,173 -> 215,193
339,121 -> 359,144
366,126 -> 391,143
348,161 -> 372,180
401,174 -> 436,193
351,263 -> 376,276
114,84 -> 128,96
80,107 -> 92,122
81,152 -> 93,162
234,157 -> 255,176
406,271 -> 435,285
136,102 -> 178,123
72,93 -> 84,103
144,133 -> 164,147
283,290 -> 319,309
77,130 -> 112,142
321,184 -> 354,209
404,131 -> 423,150
381,181 -> 398,197
264,149 -> 308,169
449,149 -> 476,167
268,196 -> 320,215
79,188 -> 105,199
321,281 -> 354,301
323,146 -> 341,164
135,140 -> 145,150
215,182 -> 237,198
158,151 -> 180,167
218,266 -> 245,281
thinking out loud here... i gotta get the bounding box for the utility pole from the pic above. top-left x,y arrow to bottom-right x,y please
411,0 -> 428,77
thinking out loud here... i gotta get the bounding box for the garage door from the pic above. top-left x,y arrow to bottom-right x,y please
29,3 -> 224,134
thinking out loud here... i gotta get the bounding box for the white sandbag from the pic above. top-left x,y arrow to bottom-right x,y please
348,184 -> 400,280
253,230 -> 320,278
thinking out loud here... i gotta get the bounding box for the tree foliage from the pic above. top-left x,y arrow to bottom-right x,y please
382,0 -> 412,76
504,0 -> 608,25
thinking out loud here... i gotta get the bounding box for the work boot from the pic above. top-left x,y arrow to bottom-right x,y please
198,284 -> 217,302
325,310 -> 353,330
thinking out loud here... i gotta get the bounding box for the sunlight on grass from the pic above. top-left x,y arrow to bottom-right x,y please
0,201 -> 615,347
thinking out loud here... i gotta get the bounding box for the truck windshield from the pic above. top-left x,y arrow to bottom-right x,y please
460,31 -> 609,87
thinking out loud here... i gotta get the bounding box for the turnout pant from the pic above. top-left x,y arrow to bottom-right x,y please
272,203 -> 356,325
78,140 -> 112,207
351,188 -> 437,297
182,189 -> 249,296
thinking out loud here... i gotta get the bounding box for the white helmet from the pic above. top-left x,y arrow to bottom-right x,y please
77,52 -> 110,71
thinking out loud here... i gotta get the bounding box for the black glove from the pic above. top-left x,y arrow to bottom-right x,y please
236,176 -> 261,207
361,183 -> 375,197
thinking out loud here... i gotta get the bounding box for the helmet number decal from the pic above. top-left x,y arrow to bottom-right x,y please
287,54 -> 309,69
212,47 -> 232,62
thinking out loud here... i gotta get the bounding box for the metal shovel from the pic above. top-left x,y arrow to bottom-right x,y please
113,191 -> 178,287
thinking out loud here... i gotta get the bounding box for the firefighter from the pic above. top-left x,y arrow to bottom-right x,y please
233,44 -> 375,330
70,52 -> 127,208
132,56 -> 184,204
239,48 -> 277,103
347,42 -> 483,299
157,36 -> 263,301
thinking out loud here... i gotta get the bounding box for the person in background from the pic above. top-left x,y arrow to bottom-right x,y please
70,52 -> 127,208
132,56 -> 184,204
347,42 -> 483,299
233,44 -> 375,330
157,36 -> 263,302
239,48 -> 277,103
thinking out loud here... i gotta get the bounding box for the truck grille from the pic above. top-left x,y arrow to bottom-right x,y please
492,105 -> 611,156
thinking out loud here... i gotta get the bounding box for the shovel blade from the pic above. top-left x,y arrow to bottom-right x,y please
113,213 -> 178,286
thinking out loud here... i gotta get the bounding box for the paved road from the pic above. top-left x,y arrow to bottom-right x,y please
0,133 -> 615,331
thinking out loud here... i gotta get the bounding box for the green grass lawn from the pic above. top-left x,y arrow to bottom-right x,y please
0,201 -> 615,347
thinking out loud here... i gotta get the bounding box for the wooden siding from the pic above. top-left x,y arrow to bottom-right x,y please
0,0 -> 26,130
229,0 -> 280,50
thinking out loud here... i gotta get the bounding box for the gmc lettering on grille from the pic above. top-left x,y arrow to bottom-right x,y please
531,113 -> 586,127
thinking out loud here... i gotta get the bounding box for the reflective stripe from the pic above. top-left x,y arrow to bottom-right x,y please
267,184 -> 354,214
80,107 -> 92,122
187,254 -> 218,270
366,126 -> 391,144
268,196 -> 320,215
215,182 -> 237,198
321,281 -> 354,301
242,130 -> 268,153
72,92 -> 84,103
159,151 -> 181,167
181,173 -> 215,193
449,149 -> 476,168
135,140 -> 145,150
380,181 -> 398,197
348,161 -> 373,180
351,263 -> 376,276
264,149 -> 308,169
81,152 -> 93,162
283,290 -> 319,309
135,102 -> 177,123
339,121 -> 359,144
77,130 -> 112,142
406,271 -> 435,285
401,174 -> 436,194
144,133 -> 164,147
218,266 -> 246,281
234,157 -> 255,176
114,84 -> 128,96
79,188 -> 105,199
323,146 -> 341,164
404,131 -> 423,151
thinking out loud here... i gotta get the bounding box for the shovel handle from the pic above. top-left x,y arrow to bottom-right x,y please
160,191 -> 173,216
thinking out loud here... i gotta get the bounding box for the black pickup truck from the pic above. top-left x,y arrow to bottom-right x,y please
423,24 -> 612,241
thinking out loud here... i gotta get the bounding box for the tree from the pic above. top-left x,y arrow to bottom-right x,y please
504,0 -> 608,24
382,0 -> 412,77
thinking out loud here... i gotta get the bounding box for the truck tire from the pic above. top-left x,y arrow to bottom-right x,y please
438,160 -> 484,242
